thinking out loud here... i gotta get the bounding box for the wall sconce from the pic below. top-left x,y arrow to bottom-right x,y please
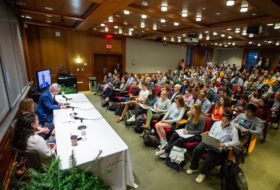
75,57 -> 83,64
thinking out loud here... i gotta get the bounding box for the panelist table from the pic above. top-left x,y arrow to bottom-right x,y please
54,93 -> 136,190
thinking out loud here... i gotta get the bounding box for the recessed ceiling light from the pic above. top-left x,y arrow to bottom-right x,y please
108,16 -> 113,23
257,43 -> 261,46
141,0 -> 149,6
199,33 -> 203,39
202,7 -> 206,10
140,20 -> 145,28
160,18 -> 166,23
252,13 -> 256,16
214,43 -> 218,45
46,15 -> 52,18
153,23 -> 157,30
276,41 -> 280,46
219,43 -> 222,46
124,10 -> 130,15
100,23 -> 105,27
235,28 -> 240,33
227,28 -> 232,31
182,8 -> 188,17
114,25 -> 118,29
248,33 -> 254,38
206,35 -> 210,40
232,42 -> 236,46
21,15 -> 25,18
46,20 -> 52,23
128,30 -> 132,36
170,37 -> 175,42
93,27 -> 97,30
240,0 -> 249,12
242,27 -> 247,35
105,27 -> 109,32
213,32 -> 218,35
25,15 -> 32,19
228,35 -> 232,39
174,22 -> 179,26
124,21 -> 128,25
204,31 -> 209,34
44,6 -> 54,11
267,23 -> 273,26
161,1 -> 168,12
163,36 -> 167,41
221,33 -> 225,37
268,40 -> 272,44
196,12 -> 202,22
274,23 -> 280,29
226,0 -> 235,6
228,42 -> 232,45
216,12 -> 221,15
118,27 -> 123,34
177,37 -> 182,43
141,14 -> 147,19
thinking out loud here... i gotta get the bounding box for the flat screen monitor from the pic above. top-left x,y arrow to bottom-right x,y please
36,69 -> 51,90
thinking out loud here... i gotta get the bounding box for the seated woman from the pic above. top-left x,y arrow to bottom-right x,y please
142,90 -> 171,134
116,82 -> 149,122
231,94 -> 248,115
19,98 -> 54,140
12,112 -> 56,166
182,88 -> 194,108
211,96 -> 230,123
155,95 -> 185,148
231,85 -> 243,105
155,104 -> 205,158
248,89 -> 262,107
126,89 -> 158,123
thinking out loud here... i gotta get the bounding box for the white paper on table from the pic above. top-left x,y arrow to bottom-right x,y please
175,129 -> 194,139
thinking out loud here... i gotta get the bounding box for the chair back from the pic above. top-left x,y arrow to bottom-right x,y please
204,115 -> 212,132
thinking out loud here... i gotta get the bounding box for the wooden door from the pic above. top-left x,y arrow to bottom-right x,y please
93,54 -> 122,83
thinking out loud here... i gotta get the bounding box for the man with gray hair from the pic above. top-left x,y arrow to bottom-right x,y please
36,83 -> 66,123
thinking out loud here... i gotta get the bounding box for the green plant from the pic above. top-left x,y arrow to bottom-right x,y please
12,150 -> 108,190
60,86 -> 77,94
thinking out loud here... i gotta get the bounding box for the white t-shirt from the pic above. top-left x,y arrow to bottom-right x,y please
138,89 -> 149,99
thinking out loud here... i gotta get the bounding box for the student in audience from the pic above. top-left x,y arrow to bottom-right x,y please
231,104 -> 263,135
195,92 -> 212,114
155,104 -> 205,158
182,88 -> 194,108
248,89 -> 263,107
155,95 -> 185,148
36,83 -> 67,123
211,96 -> 230,122
271,90 -> 280,128
231,94 -> 248,114
117,82 -> 149,122
231,85 -> 243,105
170,84 -> 181,102
142,90 -> 171,131
12,112 -> 56,166
186,109 -> 239,183
19,98 -> 54,139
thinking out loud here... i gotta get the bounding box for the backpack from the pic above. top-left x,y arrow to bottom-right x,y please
134,114 -> 145,133
107,102 -> 117,111
220,160 -> 248,190
101,100 -> 109,107
143,130 -> 160,148
165,156 -> 186,172
115,104 -> 125,116
125,110 -> 135,127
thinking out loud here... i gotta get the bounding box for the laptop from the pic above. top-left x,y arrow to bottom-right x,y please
201,133 -> 222,152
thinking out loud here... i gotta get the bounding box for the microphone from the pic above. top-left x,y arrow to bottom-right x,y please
62,95 -> 72,101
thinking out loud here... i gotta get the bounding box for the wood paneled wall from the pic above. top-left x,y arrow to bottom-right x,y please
24,25 -> 125,91
190,45 -> 213,67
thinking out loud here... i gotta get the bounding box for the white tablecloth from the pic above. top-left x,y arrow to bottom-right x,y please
54,93 -> 136,190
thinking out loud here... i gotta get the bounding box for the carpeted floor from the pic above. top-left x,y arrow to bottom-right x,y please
85,92 -> 280,190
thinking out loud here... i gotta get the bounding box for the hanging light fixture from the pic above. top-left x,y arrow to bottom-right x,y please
160,18 -> 166,23
206,35 -> 210,41
174,22 -> 179,26
242,27 -> 247,35
124,10 -> 130,15
105,27 -> 109,32
213,32 -> 218,36
199,33 -> 203,39
276,41 -> 280,46
128,30 -> 133,36
226,0 -> 235,6
118,27 -> 122,34
177,37 -> 181,43
141,14 -> 147,19
161,1 -> 168,12
235,28 -> 240,33
240,0 -> 249,12
181,8 -> 188,17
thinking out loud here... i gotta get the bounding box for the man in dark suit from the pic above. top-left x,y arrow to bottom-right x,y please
36,83 -> 66,123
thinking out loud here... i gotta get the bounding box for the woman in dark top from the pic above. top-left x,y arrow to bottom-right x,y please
155,104 -> 205,158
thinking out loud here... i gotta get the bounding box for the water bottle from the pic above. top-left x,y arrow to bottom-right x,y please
81,129 -> 87,141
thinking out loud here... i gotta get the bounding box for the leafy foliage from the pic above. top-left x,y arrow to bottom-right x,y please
12,151 -> 108,190
60,86 -> 77,94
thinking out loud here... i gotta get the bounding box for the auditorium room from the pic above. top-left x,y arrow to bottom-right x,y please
1,0 -> 280,190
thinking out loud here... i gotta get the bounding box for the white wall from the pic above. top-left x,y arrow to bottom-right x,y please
126,38 -> 186,73
213,48 -> 244,67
